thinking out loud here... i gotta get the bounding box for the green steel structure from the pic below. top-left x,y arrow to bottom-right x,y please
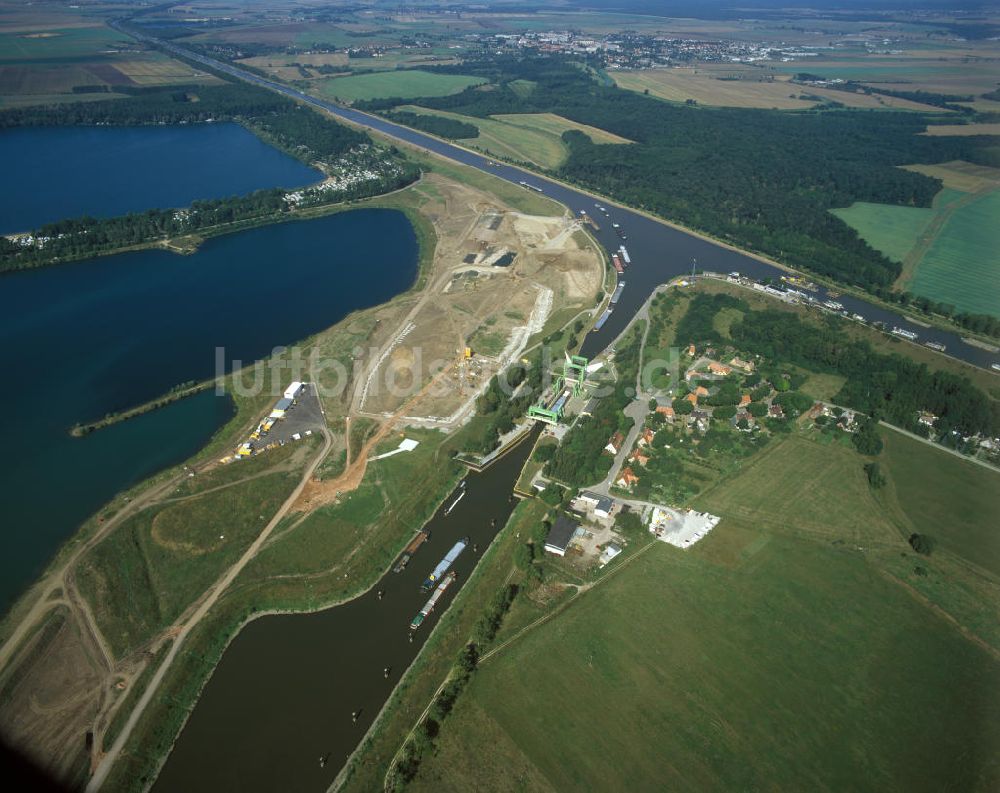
527,355 -> 590,424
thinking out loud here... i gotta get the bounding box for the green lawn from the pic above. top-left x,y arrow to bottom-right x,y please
908,189 -> 1000,318
414,536 -> 1000,793
315,70 -> 485,103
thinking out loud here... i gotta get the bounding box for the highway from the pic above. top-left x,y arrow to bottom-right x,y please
125,21 -> 999,373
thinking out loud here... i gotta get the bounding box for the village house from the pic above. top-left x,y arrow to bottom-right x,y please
638,427 -> 656,446
769,403 -> 785,419
730,356 -> 755,373
694,385 -> 710,398
918,412 -> 938,427
616,467 -> 640,489
605,431 -> 625,455
708,361 -> 732,376
686,392 -> 699,406
656,405 -> 675,419
629,448 -> 651,467
739,393 -> 751,407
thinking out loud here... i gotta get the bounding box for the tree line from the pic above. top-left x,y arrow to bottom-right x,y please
364,54 -> 1000,335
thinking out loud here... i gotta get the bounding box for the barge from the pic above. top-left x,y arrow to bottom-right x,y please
410,571 -> 457,630
422,538 -> 468,590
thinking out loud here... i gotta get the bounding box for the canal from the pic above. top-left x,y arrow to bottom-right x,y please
147,28 -> 999,372
151,430 -> 538,793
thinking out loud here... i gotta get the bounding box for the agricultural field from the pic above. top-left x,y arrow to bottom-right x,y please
0,15 -> 219,106
924,122 -> 1000,137
830,201 -> 936,264
411,427 -> 1000,793
906,190 -> 1000,318
611,66 -> 941,111
314,70 -> 485,103
395,106 -> 629,169
833,159 -> 1000,318
880,429 -> 1000,579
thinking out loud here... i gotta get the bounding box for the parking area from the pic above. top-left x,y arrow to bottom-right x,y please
649,506 -> 721,549
262,384 -> 325,446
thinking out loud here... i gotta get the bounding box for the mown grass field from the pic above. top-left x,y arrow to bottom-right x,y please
880,429 -> 1000,578
316,70 -> 485,103
695,435 -> 901,544
410,428 -> 1000,793
491,112 -> 632,145
396,106 -> 629,169
908,189 -> 1000,318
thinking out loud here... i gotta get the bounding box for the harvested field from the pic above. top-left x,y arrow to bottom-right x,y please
903,160 -> 1000,193
924,122 -> 1000,137
612,67 -> 941,111
491,112 -> 633,145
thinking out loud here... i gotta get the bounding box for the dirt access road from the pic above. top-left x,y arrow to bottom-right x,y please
85,425 -> 333,792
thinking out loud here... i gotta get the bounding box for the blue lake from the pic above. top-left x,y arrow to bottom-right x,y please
0,209 -> 418,609
0,123 -> 322,234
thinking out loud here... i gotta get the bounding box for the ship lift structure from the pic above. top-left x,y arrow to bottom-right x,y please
527,354 -> 589,425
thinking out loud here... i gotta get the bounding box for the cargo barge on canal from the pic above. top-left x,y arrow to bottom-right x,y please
422,538 -> 468,590
410,571 -> 458,630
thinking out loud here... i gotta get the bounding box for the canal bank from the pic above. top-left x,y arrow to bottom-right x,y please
150,430 -> 537,793
146,30 -> 999,373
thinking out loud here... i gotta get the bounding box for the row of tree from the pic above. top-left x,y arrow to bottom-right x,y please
369,54 -> 1000,335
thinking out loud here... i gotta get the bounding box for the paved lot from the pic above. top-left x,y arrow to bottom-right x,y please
256,384 -> 326,449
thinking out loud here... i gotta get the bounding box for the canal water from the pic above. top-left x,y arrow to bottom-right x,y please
0,209 -> 417,609
152,431 -> 537,793
0,123 -> 321,234
165,40 -> 995,371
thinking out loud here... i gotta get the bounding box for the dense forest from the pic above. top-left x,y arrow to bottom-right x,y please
0,83 -> 295,128
385,110 -> 479,140
362,56 -> 1000,333
675,294 -> 999,439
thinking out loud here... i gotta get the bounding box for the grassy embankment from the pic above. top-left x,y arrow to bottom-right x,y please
408,428 -> 1000,793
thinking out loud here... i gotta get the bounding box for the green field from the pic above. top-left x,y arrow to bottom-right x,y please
881,429 -> 1000,578
833,181 -> 1000,318
908,189 -> 1000,318
395,107 -> 628,169
315,70 -> 485,103
76,455 -> 305,659
415,537 -> 1000,793
830,201 -> 935,263
410,431 -> 1000,792
0,26 -> 132,63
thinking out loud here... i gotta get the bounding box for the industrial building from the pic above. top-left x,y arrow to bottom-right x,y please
544,515 -> 580,556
